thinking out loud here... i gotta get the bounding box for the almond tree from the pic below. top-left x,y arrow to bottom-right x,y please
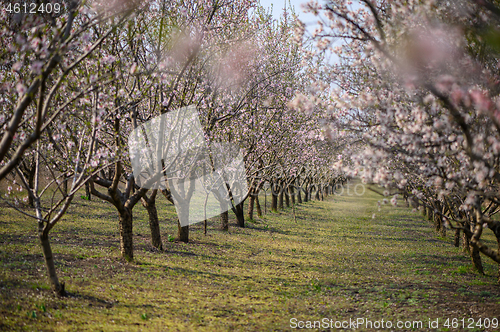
0,0 -> 142,294
301,0 -> 500,277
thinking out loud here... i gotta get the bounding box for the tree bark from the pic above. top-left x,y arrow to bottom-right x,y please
220,210 -> 229,231
434,202 -> 446,237
271,189 -> 278,213
119,208 -> 134,261
40,230 -> 66,296
62,176 -> 68,196
84,182 -> 92,201
219,198 -> 229,231
255,193 -> 262,217
264,189 -> 267,214
427,207 -> 434,222
284,187 -> 290,208
454,228 -> 460,247
177,220 -> 189,243
462,229 -> 471,254
470,244 -> 484,274
142,191 -> 163,251
278,183 -> 284,210
248,191 -> 255,221
28,166 -> 35,207
235,201 -> 245,228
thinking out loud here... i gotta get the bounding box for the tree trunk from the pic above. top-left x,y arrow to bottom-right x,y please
255,194 -> 262,217
175,199 -> 190,243
264,189 -> 267,214
147,205 -> 162,249
271,190 -> 278,213
284,187 -> 290,208
85,182 -> 92,201
219,198 -> 229,231
271,184 -> 279,212
433,203 -> 445,237
220,210 -> 229,231
39,230 -> 66,296
119,208 -> 134,261
297,186 -> 302,203
142,191 -> 163,251
28,167 -> 35,207
315,186 -> 320,200
248,192 -> 255,221
177,220 -> 189,243
290,184 -> 296,205
454,228 -> 460,247
278,184 -> 284,210
470,244 -> 484,274
62,177 -> 68,196
235,202 -> 245,228
427,208 -> 434,222
303,185 -> 309,202
462,230 -> 471,254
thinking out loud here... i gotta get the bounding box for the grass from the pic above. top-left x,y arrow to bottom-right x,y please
0,183 -> 499,331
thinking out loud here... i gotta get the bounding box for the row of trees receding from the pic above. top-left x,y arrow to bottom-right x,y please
0,0 -> 344,295
302,0 -> 500,282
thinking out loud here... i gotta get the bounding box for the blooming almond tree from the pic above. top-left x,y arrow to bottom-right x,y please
0,0 -> 141,181
0,0 -> 144,294
301,0 -> 500,278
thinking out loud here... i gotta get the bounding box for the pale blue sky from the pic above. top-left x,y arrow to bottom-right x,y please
259,0 -> 319,27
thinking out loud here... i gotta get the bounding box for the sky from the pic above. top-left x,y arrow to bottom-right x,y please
259,0 -> 342,65
258,0 -> 320,29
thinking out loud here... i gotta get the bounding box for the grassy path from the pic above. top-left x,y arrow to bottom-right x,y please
1,184 -> 499,331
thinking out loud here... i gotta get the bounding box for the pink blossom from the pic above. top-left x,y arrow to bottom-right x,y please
31,61 -> 43,74
469,90 -> 491,113
16,83 -> 27,95
12,62 -> 22,71
130,63 -> 137,74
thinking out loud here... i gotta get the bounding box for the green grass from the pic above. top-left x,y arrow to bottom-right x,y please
0,184 -> 499,331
